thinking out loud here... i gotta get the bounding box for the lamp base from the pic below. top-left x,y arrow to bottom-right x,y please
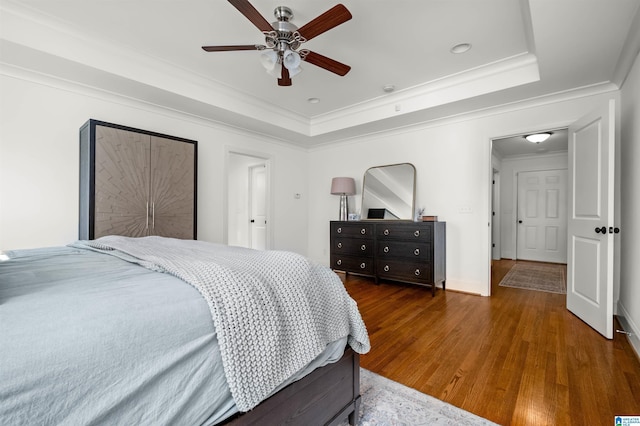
339,194 -> 349,221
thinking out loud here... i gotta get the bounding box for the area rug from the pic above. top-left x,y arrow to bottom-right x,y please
340,369 -> 498,426
499,262 -> 566,294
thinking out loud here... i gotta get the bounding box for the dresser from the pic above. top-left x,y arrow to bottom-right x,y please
330,221 -> 446,295
79,120 -> 197,240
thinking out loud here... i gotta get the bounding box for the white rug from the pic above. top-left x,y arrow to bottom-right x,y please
342,369 -> 499,426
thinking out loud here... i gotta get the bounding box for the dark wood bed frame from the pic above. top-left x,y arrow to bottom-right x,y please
224,348 -> 360,426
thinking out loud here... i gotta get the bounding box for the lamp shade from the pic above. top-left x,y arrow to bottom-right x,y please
260,50 -> 278,71
283,50 -> 301,70
331,177 -> 356,195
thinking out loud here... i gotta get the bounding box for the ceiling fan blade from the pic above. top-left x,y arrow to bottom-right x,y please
228,0 -> 273,33
302,50 -> 351,76
297,4 -> 352,41
278,67 -> 292,86
202,45 -> 265,52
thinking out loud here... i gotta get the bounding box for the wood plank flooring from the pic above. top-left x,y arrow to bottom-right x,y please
341,259 -> 640,426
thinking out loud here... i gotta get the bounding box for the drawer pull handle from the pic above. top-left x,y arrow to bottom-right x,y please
360,262 -> 366,269
337,242 -> 342,249
337,227 -> 342,234
414,248 -> 420,256
414,269 -> 421,276
414,230 -> 420,237
361,244 -> 367,251
336,259 -> 342,266
383,246 -> 389,253
360,228 -> 366,235
384,265 -> 390,272
384,229 -> 390,236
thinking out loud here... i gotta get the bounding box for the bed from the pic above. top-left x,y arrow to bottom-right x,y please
0,236 -> 370,425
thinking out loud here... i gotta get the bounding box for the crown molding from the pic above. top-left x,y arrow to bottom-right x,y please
0,1 -> 310,135
309,53 -> 540,136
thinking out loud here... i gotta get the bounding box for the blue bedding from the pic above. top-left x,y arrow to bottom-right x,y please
0,246 -> 348,425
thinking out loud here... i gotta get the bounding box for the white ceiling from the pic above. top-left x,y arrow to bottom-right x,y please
1,0 -> 639,147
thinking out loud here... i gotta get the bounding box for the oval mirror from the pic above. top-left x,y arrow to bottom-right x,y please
361,163 -> 416,220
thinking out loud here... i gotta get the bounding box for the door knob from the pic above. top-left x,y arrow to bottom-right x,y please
518,220 -> 523,224
595,226 -> 607,233
609,227 -> 620,234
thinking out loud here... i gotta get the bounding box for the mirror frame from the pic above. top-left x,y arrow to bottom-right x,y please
360,163 -> 416,220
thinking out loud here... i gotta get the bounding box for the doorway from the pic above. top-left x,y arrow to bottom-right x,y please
490,128 -> 569,292
226,150 -> 271,249
489,100 -> 618,339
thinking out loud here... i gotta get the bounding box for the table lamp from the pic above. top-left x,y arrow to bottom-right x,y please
331,177 -> 356,221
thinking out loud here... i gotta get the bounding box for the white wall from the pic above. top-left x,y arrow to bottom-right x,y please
0,71 -> 309,254
619,50 -> 640,355
498,152 -> 568,260
2,58 -> 633,304
307,91 -> 619,296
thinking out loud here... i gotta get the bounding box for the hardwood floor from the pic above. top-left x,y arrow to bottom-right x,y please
341,259 -> 640,426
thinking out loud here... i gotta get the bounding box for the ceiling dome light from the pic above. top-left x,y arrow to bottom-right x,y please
450,43 -> 472,54
383,84 -> 395,93
307,97 -> 320,104
525,133 -> 552,143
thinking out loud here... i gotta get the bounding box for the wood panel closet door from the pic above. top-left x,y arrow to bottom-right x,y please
79,119 -> 197,240
94,126 -> 150,238
149,136 -> 195,239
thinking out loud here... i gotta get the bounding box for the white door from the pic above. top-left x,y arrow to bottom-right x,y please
249,164 -> 267,250
492,171 -> 501,260
567,99 -> 616,339
516,169 -> 567,263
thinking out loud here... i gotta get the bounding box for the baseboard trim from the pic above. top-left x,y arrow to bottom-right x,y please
616,301 -> 640,361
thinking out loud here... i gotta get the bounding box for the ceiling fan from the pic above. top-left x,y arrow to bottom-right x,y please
202,0 -> 352,86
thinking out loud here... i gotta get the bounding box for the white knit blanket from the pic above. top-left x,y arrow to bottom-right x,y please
73,236 -> 370,412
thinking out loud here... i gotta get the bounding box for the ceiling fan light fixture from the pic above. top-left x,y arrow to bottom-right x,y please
283,50 -> 301,70
203,2 -> 353,86
525,132 -> 552,143
260,50 -> 279,71
287,65 -> 302,77
266,63 -> 282,78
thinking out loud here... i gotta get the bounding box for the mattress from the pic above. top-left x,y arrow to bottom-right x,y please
0,245 -> 350,425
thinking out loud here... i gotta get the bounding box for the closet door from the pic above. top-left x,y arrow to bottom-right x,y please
149,136 -> 195,239
94,126 -> 150,238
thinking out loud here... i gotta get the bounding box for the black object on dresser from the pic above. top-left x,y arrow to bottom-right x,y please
330,221 -> 446,296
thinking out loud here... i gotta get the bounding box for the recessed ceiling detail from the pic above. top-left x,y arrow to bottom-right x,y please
1,0 -> 638,146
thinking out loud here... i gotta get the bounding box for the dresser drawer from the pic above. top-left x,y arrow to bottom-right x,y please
376,223 -> 433,241
331,222 -> 374,238
377,259 -> 433,284
330,255 -> 374,275
377,241 -> 432,260
332,238 -> 374,256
